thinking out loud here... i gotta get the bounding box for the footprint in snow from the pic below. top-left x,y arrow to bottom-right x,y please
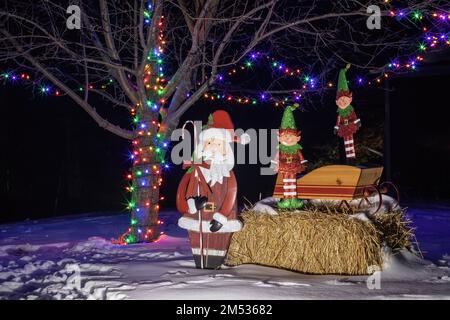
210,274 -> 234,278
168,282 -> 189,289
267,281 -> 311,287
254,281 -> 274,287
254,280 -> 310,287
186,278 -> 214,284
162,270 -> 190,276
423,276 -> 450,283
138,280 -> 174,287
175,260 -> 196,267
325,279 -> 356,286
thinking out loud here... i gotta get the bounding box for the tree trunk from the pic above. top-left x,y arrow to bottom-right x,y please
118,3 -> 168,244
123,106 -> 164,243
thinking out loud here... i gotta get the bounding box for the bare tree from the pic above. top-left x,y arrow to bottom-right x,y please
0,0 -> 447,243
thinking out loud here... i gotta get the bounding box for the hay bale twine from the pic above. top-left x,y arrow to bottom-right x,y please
226,210 -> 384,275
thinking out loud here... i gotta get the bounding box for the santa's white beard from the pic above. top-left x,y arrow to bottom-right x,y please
197,145 -> 234,186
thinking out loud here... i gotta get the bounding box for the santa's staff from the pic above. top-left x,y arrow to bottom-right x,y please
181,120 -> 207,268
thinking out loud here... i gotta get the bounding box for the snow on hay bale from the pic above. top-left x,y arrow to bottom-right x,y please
226,208 -> 414,275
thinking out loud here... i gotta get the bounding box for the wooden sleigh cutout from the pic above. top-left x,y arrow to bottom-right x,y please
274,165 -> 399,213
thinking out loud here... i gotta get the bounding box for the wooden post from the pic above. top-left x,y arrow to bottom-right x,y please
384,79 -> 392,181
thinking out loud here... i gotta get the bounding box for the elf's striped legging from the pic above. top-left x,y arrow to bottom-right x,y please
282,172 -> 297,199
344,135 -> 356,159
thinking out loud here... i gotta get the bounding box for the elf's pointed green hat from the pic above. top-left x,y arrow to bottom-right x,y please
336,64 -> 352,99
280,103 -> 299,134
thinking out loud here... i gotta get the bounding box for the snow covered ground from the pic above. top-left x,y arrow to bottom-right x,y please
0,204 -> 449,300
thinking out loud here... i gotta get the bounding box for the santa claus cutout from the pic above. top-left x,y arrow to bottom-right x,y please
176,110 -> 249,269
334,64 -> 361,163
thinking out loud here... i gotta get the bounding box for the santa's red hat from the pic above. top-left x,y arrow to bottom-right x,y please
199,110 -> 250,144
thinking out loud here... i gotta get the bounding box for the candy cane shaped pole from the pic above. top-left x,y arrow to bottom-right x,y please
181,121 -> 205,269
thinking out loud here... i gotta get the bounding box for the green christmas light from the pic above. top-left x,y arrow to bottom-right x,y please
130,218 -> 138,226
419,42 -> 427,51
136,170 -> 142,176
245,61 -> 252,68
125,234 -> 137,244
252,100 -> 257,105
412,10 -> 423,21
133,116 -> 140,123
128,201 -> 136,209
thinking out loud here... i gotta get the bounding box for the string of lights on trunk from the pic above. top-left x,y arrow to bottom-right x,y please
117,2 -> 169,245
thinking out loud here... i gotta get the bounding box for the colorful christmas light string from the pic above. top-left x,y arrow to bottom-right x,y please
199,7 -> 449,106
1,7 -> 448,104
203,44 -> 447,107
0,4 -> 448,245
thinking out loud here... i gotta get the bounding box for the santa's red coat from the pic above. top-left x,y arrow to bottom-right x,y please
176,166 -> 242,268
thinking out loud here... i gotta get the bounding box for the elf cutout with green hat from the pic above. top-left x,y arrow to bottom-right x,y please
272,103 -> 307,209
334,64 -> 361,163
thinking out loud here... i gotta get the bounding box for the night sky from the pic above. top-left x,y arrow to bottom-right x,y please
0,66 -> 449,224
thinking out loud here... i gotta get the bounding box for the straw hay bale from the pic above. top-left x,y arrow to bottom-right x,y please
226,208 -> 413,275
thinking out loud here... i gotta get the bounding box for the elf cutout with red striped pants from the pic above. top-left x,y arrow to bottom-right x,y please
272,104 -> 307,210
334,64 -> 361,163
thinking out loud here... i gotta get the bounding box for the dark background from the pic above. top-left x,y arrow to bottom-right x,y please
0,69 -> 449,224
